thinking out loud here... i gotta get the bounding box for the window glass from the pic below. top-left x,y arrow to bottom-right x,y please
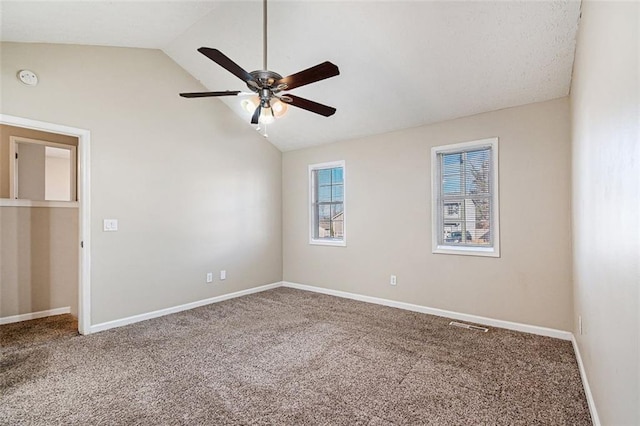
432,139 -> 499,257
310,161 -> 345,245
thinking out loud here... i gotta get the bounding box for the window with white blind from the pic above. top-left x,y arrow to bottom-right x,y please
431,138 -> 500,257
309,161 -> 345,246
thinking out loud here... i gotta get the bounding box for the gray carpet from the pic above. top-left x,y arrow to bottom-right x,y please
1,314 -> 78,352
0,287 -> 591,425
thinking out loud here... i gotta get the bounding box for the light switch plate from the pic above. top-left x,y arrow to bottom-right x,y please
103,219 -> 118,232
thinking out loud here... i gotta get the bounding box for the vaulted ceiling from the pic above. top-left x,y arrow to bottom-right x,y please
0,1 -> 581,151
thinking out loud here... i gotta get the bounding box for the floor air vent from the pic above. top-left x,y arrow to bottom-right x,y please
449,321 -> 489,332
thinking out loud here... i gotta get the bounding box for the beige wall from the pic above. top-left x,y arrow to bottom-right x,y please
45,154 -> 72,201
570,1 -> 639,424
0,124 -> 78,199
15,142 -> 46,200
283,97 -> 573,331
0,207 -> 78,317
0,42 -> 282,325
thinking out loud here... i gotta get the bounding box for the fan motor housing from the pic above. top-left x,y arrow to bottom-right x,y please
248,70 -> 284,92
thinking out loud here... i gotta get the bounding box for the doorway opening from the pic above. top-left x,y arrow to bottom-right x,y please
0,114 -> 91,335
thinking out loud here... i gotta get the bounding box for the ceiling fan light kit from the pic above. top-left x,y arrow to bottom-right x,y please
242,96 -> 288,122
179,0 -> 339,133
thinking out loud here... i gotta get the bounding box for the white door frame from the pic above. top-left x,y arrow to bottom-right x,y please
0,114 -> 91,335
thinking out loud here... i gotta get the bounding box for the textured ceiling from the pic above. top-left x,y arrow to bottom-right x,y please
1,1 -> 581,151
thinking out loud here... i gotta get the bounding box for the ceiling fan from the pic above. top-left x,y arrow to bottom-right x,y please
179,0 -> 340,126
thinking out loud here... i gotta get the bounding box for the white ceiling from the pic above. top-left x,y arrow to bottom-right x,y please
1,1 -> 581,151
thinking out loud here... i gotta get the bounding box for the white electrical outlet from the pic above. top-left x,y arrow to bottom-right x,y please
220,270 -> 226,280
206,272 -> 213,283
390,275 -> 397,286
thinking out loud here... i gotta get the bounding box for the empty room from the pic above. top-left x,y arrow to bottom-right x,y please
0,0 -> 637,424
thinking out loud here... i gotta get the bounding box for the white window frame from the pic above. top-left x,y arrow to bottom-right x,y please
431,138 -> 500,257
309,160 -> 346,247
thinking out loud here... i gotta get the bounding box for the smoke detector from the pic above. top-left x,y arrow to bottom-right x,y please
17,69 -> 38,86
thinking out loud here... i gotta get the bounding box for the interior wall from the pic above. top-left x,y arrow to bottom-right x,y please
283,97 -> 573,331
15,142 -> 46,200
45,155 -> 72,201
570,1 -> 639,424
0,42 -> 282,325
0,207 -> 78,317
0,124 -> 78,199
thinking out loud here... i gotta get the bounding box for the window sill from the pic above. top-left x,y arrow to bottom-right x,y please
0,199 -> 79,208
433,245 -> 499,258
310,238 -> 346,247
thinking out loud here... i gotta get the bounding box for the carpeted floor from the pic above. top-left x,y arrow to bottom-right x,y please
1,314 -> 78,353
0,287 -> 591,425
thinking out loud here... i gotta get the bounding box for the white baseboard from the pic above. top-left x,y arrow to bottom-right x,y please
0,306 -> 71,325
571,335 -> 601,426
88,279 -> 570,340
282,281 -> 572,341
90,282 -> 283,334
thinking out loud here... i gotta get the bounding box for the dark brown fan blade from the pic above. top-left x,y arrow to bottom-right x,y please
198,48 -> 254,83
275,62 -> 339,91
281,94 -> 336,117
180,91 -> 241,98
251,105 -> 262,124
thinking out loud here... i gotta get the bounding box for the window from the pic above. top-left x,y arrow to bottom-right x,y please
309,161 -> 345,246
431,138 -> 499,257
